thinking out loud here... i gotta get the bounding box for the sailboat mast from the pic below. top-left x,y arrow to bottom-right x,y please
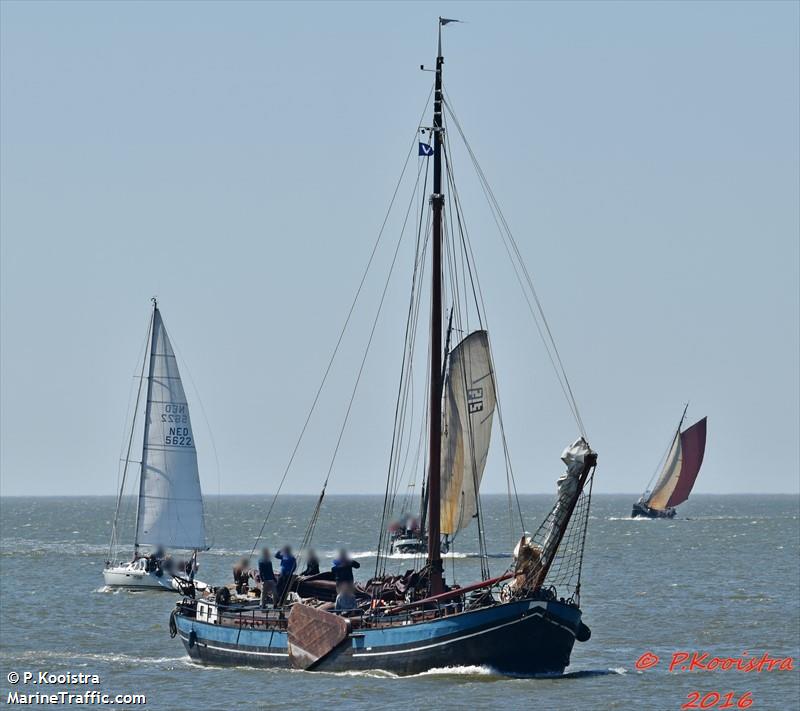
133,298 -> 159,551
678,402 -> 689,432
108,306 -> 155,562
427,21 -> 445,595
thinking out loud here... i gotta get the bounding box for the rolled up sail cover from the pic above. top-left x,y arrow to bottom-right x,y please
540,438 -> 596,566
440,330 -> 496,536
646,417 -> 707,510
136,309 -> 207,550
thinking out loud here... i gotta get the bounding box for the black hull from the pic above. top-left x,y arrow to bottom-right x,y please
631,502 -> 676,519
176,599 -> 584,677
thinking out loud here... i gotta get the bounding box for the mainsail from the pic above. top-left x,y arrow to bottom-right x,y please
645,417 -> 707,510
440,330 -> 496,536
135,308 -> 207,550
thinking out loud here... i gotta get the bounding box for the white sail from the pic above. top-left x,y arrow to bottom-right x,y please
135,308 -> 207,550
440,330 -> 496,536
645,431 -> 683,511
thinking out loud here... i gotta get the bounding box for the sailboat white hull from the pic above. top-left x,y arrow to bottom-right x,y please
103,562 -> 207,593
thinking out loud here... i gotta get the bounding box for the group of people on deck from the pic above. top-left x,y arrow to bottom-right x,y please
232,547 -> 360,611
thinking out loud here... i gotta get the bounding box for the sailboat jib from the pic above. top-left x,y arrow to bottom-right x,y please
135,308 -> 207,550
440,330 -> 496,536
645,417 -> 707,511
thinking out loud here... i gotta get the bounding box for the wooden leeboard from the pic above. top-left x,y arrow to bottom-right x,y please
287,603 -> 350,670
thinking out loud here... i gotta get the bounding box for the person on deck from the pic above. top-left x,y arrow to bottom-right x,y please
233,557 -> 251,595
301,549 -> 320,577
258,548 -> 277,609
332,550 -> 360,595
275,546 -> 297,603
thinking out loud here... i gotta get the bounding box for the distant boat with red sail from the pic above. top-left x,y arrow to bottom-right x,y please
632,406 -> 707,519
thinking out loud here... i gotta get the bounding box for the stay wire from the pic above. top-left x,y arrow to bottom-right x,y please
444,93 -> 587,439
250,88 -> 434,558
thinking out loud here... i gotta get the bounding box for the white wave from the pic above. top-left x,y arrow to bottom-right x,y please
387,551 -> 469,560
1,649 -> 186,667
607,517 -> 653,521
410,664 -> 495,677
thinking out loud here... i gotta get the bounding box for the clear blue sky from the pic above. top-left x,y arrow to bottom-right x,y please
1,1 -> 798,496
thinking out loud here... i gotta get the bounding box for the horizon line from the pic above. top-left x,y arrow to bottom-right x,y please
1,491 -> 798,498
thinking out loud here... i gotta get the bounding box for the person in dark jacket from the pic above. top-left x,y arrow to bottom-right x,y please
275,546 -> 297,603
300,549 -> 320,577
332,549 -> 360,594
232,557 -> 251,595
258,548 -> 277,609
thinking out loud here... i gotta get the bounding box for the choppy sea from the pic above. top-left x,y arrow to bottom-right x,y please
1,494 -> 798,710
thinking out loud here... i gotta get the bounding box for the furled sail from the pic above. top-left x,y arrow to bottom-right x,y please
135,308 -> 207,550
645,417 -> 707,510
440,330 -> 496,536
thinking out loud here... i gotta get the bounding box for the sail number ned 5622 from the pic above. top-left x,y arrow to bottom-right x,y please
160,404 -> 192,446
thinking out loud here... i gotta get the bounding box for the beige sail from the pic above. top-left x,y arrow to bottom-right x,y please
645,431 -> 683,511
440,330 -> 496,536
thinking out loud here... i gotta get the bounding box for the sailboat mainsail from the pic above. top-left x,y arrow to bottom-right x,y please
440,330 -> 496,536
135,307 -> 207,550
645,417 -> 707,511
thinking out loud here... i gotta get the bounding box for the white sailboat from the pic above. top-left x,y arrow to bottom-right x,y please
104,299 -> 209,592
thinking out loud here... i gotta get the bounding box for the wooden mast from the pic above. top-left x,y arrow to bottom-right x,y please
427,20 -> 445,595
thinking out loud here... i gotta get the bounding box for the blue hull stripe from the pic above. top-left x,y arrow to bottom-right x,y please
179,633 -> 288,657
176,599 -> 579,656
352,605 -> 572,658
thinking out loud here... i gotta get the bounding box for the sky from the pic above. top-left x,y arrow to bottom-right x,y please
1,1 -> 798,497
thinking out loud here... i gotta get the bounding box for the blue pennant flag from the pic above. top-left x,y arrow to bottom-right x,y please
418,142 -> 433,157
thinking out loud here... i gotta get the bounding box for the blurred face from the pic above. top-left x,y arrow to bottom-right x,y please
339,549 -> 347,560
262,548 -> 270,558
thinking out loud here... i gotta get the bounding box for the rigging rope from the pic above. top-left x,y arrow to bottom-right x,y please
302,147 -> 432,551
109,309 -> 153,561
249,88 -> 434,558
443,93 -> 588,440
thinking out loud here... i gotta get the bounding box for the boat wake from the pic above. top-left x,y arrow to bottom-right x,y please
3,649 -> 188,667
607,517 -> 655,521
306,665 -> 627,680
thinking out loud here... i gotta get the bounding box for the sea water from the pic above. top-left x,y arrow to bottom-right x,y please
0,494 -> 798,710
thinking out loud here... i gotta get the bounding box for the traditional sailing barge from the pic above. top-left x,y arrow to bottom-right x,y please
632,406 -> 707,519
172,21 -> 596,675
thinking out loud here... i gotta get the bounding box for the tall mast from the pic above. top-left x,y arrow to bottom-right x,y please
427,19 -> 445,595
108,305 -> 155,561
134,297 -> 159,551
678,402 -> 689,433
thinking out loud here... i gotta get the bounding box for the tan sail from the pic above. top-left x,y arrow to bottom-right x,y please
645,431 -> 683,510
440,330 -> 496,536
